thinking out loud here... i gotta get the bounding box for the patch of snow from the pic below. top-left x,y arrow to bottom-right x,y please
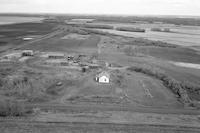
172,62 -> 200,69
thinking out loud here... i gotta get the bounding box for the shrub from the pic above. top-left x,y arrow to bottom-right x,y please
2,76 -> 50,102
0,100 -> 29,117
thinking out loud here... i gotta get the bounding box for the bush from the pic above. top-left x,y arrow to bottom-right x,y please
2,76 -> 50,102
0,100 -> 29,117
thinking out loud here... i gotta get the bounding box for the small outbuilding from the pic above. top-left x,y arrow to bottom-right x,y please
95,71 -> 110,84
163,28 -> 170,32
48,53 -> 65,59
22,50 -> 34,56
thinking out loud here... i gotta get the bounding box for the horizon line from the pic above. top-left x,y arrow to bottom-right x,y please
0,12 -> 200,18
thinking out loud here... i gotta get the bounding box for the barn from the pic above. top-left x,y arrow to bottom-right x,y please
95,71 -> 110,83
48,53 -> 65,59
22,50 -> 34,56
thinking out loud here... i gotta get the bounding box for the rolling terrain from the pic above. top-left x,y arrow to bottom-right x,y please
0,15 -> 200,133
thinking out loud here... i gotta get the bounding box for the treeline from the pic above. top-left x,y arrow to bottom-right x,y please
126,38 -> 177,48
116,27 -> 145,32
82,28 -> 113,36
83,24 -> 114,29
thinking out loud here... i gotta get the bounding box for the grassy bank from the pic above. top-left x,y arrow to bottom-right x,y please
127,64 -> 200,107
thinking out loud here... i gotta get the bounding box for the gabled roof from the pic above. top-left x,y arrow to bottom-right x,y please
22,50 -> 33,53
97,71 -> 110,79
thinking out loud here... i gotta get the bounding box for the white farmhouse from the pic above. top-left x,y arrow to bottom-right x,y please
95,71 -> 110,83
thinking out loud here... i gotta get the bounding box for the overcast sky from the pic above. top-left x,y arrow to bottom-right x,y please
0,0 -> 200,16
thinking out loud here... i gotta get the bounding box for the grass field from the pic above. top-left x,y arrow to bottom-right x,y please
137,46 -> 200,63
0,22 -> 57,53
0,16 -> 43,25
21,34 -> 100,54
1,16 -> 200,132
0,22 -> 56,37
90,22 -> 200,50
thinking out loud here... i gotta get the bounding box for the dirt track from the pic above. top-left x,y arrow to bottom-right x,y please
1,121 -> 200,133
26,103 -> 200,115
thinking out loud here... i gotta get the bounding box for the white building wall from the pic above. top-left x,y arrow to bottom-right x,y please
99,76 -> 109,83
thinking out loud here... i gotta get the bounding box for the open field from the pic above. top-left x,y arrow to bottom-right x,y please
21,34 -> 100,54
136,46 -> 200,63
100,28 -> 200,47
0,16 -> 43,25
89,22 -> 200,50
1,15 -> 200,132
0,22 -> 58,53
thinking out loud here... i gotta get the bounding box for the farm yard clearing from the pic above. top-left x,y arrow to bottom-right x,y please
1,15 -> 200,133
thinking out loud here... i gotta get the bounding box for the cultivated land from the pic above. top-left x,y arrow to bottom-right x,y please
0,15 -> 200,133
95,22 -> 200,48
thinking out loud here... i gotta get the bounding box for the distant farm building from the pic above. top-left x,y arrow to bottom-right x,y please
23,37 -> 33,41
163,28 -> 170,32
151,27 -> 170,32
95,71 -> 110,83
48,53 -> 65,59
22,50 -> 34,56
